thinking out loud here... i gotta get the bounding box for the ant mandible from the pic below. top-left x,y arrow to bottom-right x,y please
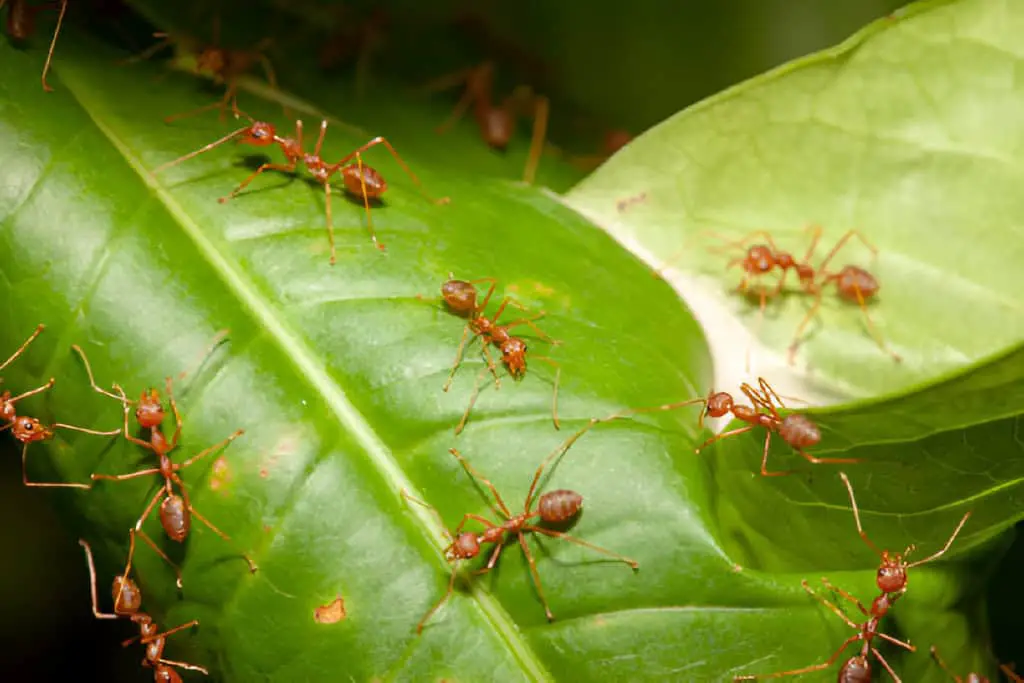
403,417 -> 638,632
734,577 -> 913,682
929,645 -> 1023,683
420,60 -> 549,184
3,0 -> 68,91
605,377 -> 858,476
72,344 -> 257,585
79,538 -> 209,681
439,276 -> 561,435
152,113 -> 450,264
839,472 -> 971,597
2,325 -> 121,489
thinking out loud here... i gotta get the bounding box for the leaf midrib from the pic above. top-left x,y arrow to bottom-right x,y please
64,59 -> 552,682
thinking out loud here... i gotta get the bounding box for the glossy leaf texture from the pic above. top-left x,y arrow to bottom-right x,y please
566,0 -> 1024,402
0,4 -> 1017,683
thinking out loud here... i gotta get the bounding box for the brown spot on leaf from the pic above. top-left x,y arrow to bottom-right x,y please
208,457 -> 231,492
314,595 -> 347,624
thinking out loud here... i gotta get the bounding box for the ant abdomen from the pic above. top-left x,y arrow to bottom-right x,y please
155,666 -> 184,683
838,655 -> 871,683
342,164 -> 387,199
537,489 -> 583,524
778,414 -> 821,448
480,108 -> 514,149
160,495 -> 190,542
442,280 -> 479,313
834,266 -> 880,301
112,575 -> 142,614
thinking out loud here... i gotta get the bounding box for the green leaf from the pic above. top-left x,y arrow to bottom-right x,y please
565,0 -> 1024,401
2,1 -> 1018,681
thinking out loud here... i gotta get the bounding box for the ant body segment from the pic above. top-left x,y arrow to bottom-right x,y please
421,60 -> 549,184
734,578 -> 913,681
440,277 -> 561,435
2,325 -> 120,489
79,539 -> 208,681
839,472 -> 971,597
3,0 -> 68,91
152,114 -> 450,264
403,418 -> 638,632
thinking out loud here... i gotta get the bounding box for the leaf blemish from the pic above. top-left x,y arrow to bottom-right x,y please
208,457 -> 232,493
314,595 -> 347,624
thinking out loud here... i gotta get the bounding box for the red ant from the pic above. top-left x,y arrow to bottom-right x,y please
439,277 -> 561,435
2,324 -> 121,488
152,113 -> 450,264
3,0 -> 68,91
734,577 -> 913,681
79,538 -> 208,681
839,472 -> 971,597
930,646 -> 1022,683
123,16 -> 282,123
609,377 -> 857,476
403,418 -> 638,631
72,345 -> 257,586
420,60 -> 549,184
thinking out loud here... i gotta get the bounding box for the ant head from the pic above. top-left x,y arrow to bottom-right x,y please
446,532 -> 480,560
778,414 -> 821,448
112,575 -> 142,615
501,339 -> 527,375
705,392 -> 733,418
135,389 -> 165,428
876,550 -> 908,594
746,245 -> 775,273
13,417 -> 53,443
241,121 -> 277,147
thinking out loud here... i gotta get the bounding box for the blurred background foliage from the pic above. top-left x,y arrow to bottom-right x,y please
9,0 -> 1021,681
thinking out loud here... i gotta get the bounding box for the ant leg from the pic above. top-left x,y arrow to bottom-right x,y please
136,528 -> 183,589
416,564 -> 460,634
351,152 -> 385,252
218,162 -> 298,203
133,619 -> 201,646
116,32 -> 173,66
69,345 -> 127,402
335,137 -> 450,204
0,324 -> 44,373
734,635 -> 860,680
817,577 -> 870,617
164,99 -> 235,124
849,285 -> 903,362
187,506 -> 258,573
522,94 -> 549,184
700,228 -> 782,254
816,229 -> 879,274
526,526 -> 639,568
448,447 -> 514,518
523,417 -> 603,510
870,648 -> 904,682
40,0 -> 68,92
452,513 -> 500,537
759,431 -> 797,478
91,467 -> 162,483
21,442 -> 91,489
152,126 -> 253,175
696,425 -> 755,454
800,224 -> 824,264
791,446 -> 861,468
443,324 -> 476,392
7,378 -> 56,404
399,489 -> 454,543
177,429 -> 244,469
928,646 -> 958,681
876,632 -> 915,652
1000,664 -> 1023,683
799,579 -> 859,629
787,288 -> 825,365
532,356 -> 561,430
906,511 -> 971,568
838,472 -> 885,557
78,539 -> 121,619
453,366 -> 491,436
131,488 -> 167,533
516,531 -> 555,621
155,659 -> 209,675
479,342 -> 502,389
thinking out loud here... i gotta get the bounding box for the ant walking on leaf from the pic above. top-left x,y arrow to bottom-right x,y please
403,416 -> 638,631
152,113 -> 450,264
438,276 -> 561,435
